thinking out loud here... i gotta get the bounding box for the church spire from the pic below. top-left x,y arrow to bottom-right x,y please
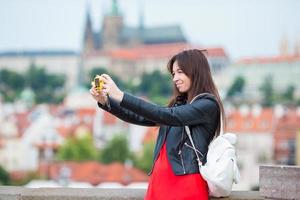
279,35 -> 289,56
82,1 -> 95,54
83,3 -> 93,45
79,2 -> 94,87
138,0 -> 145,31
110,0 -> 120,16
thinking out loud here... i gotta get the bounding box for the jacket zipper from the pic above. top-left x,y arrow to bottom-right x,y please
178,128 -> 186,174
178,150 -> 186,174
184,142 -> 204,157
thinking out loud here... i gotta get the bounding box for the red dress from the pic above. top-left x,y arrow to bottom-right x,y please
144,141 -> 209,200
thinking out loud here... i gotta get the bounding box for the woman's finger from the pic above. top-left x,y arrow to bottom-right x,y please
90,91 -> 96,97
101,74 -> 112,81
91,88 -> 100,96
90,88 -> 95,94
101,73 -> 109,78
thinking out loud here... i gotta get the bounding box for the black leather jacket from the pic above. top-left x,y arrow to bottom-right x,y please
98,92 -> 220,175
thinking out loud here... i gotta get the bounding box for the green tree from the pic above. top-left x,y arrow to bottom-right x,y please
100,134 -> 130,164
259,75 -> 275,107
0,69 -> 25,90
139,70 -> 172,96
89,67 -> 108,79
25,63 -> 65,103
137,70 -> 172,104
26,64 -> 47,91
133,141 -> 155,173
0,66 -> 65,103
226,76 -> 245,98
56,134 -> 98,161
0,69 -> 25,101
0,165 -> 10,185
123,78 -> 139,94
282,85 -> 295,101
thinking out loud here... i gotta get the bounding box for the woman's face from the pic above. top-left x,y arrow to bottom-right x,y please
172,61 -> 192,93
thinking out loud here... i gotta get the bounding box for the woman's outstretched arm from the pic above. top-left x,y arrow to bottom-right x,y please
90,79 -> 157,126
100,74 -> 219,127
97,97 -> 157,126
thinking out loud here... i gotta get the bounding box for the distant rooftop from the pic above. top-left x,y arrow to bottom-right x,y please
86,42 -> 227,60
0,50 -> 79,57
236,54 -> 300,65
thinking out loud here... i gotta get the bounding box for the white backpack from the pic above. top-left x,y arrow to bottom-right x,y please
185,126 -> 240,197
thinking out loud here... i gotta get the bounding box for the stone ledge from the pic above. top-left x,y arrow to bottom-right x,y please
260,165 -> 300,200
0,187 -> 263,200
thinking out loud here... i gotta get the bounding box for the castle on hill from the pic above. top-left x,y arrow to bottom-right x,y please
0,0 -> 228,88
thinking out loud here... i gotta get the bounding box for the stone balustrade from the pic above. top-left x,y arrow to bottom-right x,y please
0,187 -> 262,200
0,165 -> 299,200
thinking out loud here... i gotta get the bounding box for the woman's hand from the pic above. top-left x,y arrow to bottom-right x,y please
100,74 -> 124,103
90,81 -> 108,105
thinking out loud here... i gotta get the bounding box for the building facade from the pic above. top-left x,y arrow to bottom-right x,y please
214,55 -> 300,100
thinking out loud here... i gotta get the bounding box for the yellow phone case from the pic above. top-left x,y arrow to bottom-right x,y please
94,76 -> 104,92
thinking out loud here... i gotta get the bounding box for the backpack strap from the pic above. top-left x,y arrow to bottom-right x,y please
185,126 -> 202,172
185,93 -> 222,172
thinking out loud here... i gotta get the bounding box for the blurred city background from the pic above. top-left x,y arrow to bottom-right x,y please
0,0 -> 299,191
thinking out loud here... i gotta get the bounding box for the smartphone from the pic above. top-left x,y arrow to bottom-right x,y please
94,76 -> 103,92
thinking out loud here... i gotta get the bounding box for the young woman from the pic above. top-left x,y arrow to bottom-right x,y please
90,49 -> 225,200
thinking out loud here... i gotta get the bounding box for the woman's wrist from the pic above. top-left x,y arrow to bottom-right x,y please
114,90 -> 124,103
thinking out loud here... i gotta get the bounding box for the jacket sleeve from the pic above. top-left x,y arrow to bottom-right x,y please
120,92 -> 220,126
97,96 -> 157,126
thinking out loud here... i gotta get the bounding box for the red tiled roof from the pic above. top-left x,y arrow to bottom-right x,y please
226,107 -> 300,163
57,125 -> 74,138
226,108 -> 274,133
15,112 -> 31,137
204,47 -> 227,57
236,55 -> 300,65
57,122 -> 94,139
77,108 -> 96,118
275,111 -> 300,132
110,43 -> 190,60
87,43 -> 227,60
40,161 -> 148,185
273,110 -> 300,162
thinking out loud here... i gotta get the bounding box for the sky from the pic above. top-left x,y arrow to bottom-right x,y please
0,0 -> 299,60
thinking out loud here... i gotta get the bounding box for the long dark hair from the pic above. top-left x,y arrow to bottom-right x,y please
167,49 -> 225,136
